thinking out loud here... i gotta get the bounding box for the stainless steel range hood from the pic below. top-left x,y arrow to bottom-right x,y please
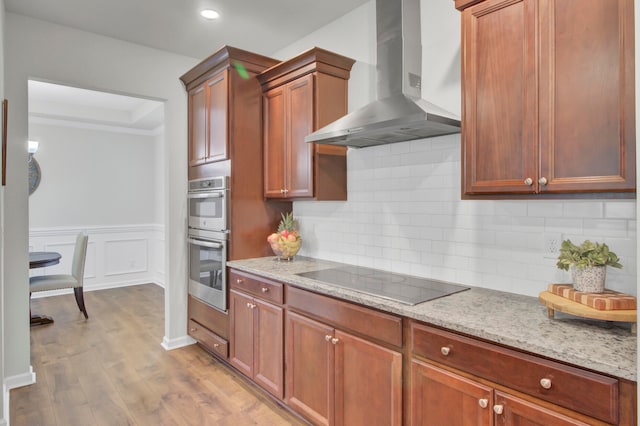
305,0 -> 461,148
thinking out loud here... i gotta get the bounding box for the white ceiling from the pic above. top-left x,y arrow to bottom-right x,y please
14,0 -> 369,132
5,0 -> 370,60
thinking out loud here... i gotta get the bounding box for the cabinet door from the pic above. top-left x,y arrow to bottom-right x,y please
334,330 -> 402,426
494,391 -> 590,426
286,74 -> 315,198
285,311 -> 334,426
229,290 -> 254,377
263,86 -> 287,198
206,70 -> 229,163
410,359 -> 492,426
462,0 -> 537,194
253,298 -> 284,399
538,0 -> 635,193
188,84 -> 207,167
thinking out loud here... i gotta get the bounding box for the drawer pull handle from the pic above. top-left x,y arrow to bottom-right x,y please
493,405 -> 504,415
440,346 -> 450,356
540,378 -> 552,389
478,399 -> 488,409
325,335 -> 332,342
261,287 -> 269,293
331,338 -> 339,345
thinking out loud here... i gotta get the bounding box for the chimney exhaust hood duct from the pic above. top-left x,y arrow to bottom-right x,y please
305,0 -> 461,148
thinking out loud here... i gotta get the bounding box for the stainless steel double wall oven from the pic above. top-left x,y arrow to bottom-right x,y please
187,176 -> 229,312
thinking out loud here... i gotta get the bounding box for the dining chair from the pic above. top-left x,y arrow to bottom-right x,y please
30,232 -> 89,319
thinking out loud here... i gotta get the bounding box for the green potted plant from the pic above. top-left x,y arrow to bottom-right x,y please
556,239 -> 622,293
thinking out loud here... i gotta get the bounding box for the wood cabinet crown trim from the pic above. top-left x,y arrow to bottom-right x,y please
180,45 -> 279,90
257,47 -> 355,89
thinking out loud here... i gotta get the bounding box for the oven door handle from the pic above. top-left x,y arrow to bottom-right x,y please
188,238 -> 223,249
188,192 -> 224,199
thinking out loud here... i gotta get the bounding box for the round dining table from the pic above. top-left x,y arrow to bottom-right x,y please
29,251 -> 61,269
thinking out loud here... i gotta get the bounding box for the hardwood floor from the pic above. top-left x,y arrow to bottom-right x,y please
11,284 -> 307,425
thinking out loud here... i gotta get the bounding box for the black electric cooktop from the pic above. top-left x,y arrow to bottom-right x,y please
296,265 -> 470,306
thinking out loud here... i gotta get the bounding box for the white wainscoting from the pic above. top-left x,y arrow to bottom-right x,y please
29,224 -> 165,297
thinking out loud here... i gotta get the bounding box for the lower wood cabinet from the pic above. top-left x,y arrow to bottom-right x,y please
229,288 -> 284,399
411,359 -> 592,425
285,310 -> 402,426
410,321 -> 627,425
188,295 -> 229,359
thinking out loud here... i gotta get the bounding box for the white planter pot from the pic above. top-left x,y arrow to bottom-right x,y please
572,265 -> 606,293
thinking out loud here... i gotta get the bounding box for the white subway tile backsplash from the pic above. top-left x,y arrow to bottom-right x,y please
605,201 -> 636,219
562,201 -> 604,218
294,139 -> 636,296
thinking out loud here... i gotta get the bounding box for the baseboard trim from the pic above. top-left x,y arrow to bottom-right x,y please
161,335 -> 196,351
5,366 -> 36,390
31,280 -> 165,299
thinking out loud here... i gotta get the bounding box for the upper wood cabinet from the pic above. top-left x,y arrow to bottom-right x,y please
457,0 -> 635,196
187,70 -> 229,167
258,48 -> 355,200
180,46 -> 279,181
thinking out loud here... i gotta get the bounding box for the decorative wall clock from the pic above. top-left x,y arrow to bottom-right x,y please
28,156 -> 41,195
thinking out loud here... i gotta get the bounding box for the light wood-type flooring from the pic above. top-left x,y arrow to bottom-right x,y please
11,284 -> 306,425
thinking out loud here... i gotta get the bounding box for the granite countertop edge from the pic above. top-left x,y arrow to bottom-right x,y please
227,256 -> 637,381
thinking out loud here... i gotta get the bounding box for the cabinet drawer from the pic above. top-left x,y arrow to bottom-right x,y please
189,319 -> 228,359
287,285 -> 402,348
230,269 -> 283,304
410,322 -> 618,424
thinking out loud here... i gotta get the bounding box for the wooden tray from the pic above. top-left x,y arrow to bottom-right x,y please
539,291 -> 636,333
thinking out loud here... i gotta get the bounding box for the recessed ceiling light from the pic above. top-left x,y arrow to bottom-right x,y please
200,9 -> 220,20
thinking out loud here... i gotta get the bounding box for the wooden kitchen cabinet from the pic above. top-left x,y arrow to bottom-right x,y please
258,48 -> 355,200
410,321 -> 626,425
457,0 -> 635,196
286,287 -> 402,426
188,295 -> 229,359
229,270 -> 284,399
180,46 -> 280,181
411,360 -> 592,425
187,70 -> 228,167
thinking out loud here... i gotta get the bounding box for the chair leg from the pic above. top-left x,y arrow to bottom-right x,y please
74,287 -> 89,319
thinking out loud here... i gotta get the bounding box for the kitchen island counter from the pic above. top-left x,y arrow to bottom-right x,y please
227,256 -> 637,381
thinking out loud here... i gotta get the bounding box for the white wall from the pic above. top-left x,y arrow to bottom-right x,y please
278,1 -> 637,298
0,0 -> 6,422
28,122 -> 159,227
5,12 -> 197,386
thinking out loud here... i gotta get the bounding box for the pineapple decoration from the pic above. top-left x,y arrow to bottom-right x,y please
267,212 -> 302,260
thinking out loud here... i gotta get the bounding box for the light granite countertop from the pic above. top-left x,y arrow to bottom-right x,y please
227,256 -> 637,381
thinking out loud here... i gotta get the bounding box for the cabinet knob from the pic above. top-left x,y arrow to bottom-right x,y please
280,189 -> 285,194
283,188 -> 289,194
190,327 -> 196,332
540,378 -> 552,389
325,334 -> 332,342
524,177 -> 533,186
213,343 -> 220,348
538,177 -> 548,185
261,287 -> 269,293
440,346 -> 450,356
478,399 -> 488,409
331,338 -> 339,345
493,404 -> 504,415
236,279 -> 243,284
